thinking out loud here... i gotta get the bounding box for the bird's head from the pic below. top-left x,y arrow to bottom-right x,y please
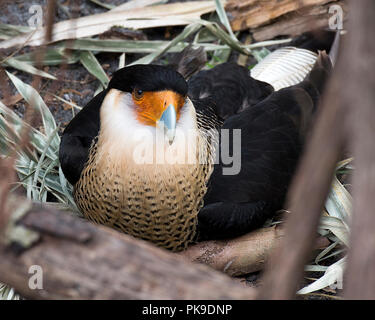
97,64 -> 200,167
101,64 -> 190,145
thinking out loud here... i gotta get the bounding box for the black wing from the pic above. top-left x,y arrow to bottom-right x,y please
188,63 -> 274,121
197,52 -> 332,240
59,90 -> 107,185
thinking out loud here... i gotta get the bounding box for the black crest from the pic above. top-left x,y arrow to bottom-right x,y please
108,64 -> 188,96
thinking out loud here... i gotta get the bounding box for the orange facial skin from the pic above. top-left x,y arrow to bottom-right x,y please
132,90 -> 186,126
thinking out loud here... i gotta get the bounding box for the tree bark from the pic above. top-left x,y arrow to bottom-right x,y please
343,0 -> 375,300
0,195 -> 331,299
252,2 -> 347,41
259,0 -> 375,300
226,0 -> 347,41
0,196 -> 256,300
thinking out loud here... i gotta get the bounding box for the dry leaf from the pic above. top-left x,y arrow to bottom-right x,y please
0,1 -> 216,49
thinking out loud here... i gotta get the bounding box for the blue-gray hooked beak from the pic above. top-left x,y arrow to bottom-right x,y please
158,104 -> 176,144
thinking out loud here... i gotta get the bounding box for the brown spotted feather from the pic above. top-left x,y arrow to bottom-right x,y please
74,131 -> 216,252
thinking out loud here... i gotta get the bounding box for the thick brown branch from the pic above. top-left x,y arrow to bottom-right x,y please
258,50 -> 347,300
343,0 -> 375,299
259,0 -> 375,299
0,197 -> 255,300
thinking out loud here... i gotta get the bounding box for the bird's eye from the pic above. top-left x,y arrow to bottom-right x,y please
133,89 -> 144,100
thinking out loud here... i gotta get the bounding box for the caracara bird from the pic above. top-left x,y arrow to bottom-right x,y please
59,42 -> 333,251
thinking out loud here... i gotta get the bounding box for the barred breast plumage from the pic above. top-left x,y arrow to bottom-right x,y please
74,131 -> 213,251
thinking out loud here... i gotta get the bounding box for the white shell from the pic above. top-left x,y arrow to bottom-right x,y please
251,47 -> 318,91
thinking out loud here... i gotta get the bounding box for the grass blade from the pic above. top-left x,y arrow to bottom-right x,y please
298,257 -> 346,295
89,0 -> 115,10
0,23 -> 33,40
214,0 -> 236,40
6,71 -> 58,145
325,176 -> 352,225
3,57 -> 57,80
129,23 -> 202,65
319,216 -> 349,246
15,48 -> 80,66
79,51 -> 109,87
0,1 -> 215,49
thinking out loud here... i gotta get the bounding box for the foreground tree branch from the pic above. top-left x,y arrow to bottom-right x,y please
0,196 -> 256,300
0,195 -> 330,299
343,0 -> 375,299
259,0 -> 375,299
